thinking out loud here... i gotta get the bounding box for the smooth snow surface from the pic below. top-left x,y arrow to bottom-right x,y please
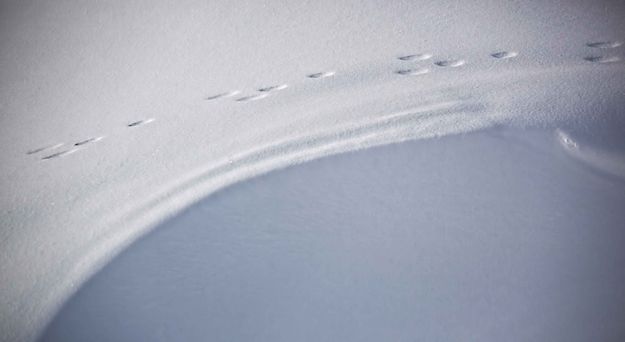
1,0 -> 625,341
43,128 -> 625,341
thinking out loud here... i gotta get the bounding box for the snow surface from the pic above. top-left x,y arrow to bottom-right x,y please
42,128 -> 625,341
1,0 -> 625,341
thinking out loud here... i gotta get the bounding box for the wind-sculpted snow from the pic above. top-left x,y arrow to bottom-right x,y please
1,0 -> 625,340
24,60 -> 625,342
43,128 -> 625,341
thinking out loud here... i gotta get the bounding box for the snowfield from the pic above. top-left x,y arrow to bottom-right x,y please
1,0 -> 625,341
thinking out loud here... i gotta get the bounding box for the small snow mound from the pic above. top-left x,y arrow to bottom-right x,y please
556,130 -> 578,150
556,129 -> 625,179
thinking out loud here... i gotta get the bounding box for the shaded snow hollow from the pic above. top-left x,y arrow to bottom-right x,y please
44,128 -> 625,341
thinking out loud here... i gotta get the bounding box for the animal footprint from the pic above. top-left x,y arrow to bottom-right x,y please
491,51 -> 518,59
584,56 -> 621,63
434,59 -> 466,67
587,41 -> 622,49
398,53 -> 432,61
395,68 -> 429,76
307,71 -> 335,79
258,84 -> 288,92
127,118 -> 155,127
205,90 -> 240,101
74,136 -> 104,146
236,93 -> 269,102
27,143 -> 64,155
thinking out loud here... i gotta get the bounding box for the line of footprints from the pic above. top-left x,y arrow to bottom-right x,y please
27,119 -> 155,160
28,41 -> 623,160
204,41 -> 623,103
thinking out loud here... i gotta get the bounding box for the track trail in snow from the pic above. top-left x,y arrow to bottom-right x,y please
1,2 -> 624,338
25,41 -> 624,163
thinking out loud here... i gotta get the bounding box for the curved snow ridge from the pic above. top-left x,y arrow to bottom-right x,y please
44,99 -> 490,323
125,100 -> 484,222
38,61 -> 625,335
81,99 -> 486,243
556,129 -> 625,180
24,58 -> 625,342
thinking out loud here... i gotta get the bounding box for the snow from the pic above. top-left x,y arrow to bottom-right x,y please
1,0 -> 624,341
43,128 -> 625,341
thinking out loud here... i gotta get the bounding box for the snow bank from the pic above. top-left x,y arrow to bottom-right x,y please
1,0 -> 624,340
44,128 -> 625,341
